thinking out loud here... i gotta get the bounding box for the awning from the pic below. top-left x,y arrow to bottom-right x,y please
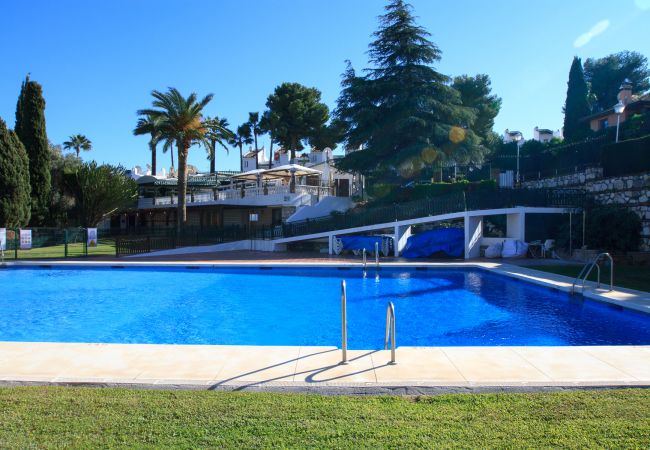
264,164 -> 322,178
230,169 -> 279,181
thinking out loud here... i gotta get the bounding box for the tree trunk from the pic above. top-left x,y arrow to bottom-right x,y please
150,141 -> 157,176
269,134 -> 274,169
290,137 -> 297,163
76,147 -> 80,158
170,147 -> 175,170
209,140 -> 216,174
253,133 -> 258,170
176,140 -> 189,231
290,137 -> 296,192
239,143 -> 243,172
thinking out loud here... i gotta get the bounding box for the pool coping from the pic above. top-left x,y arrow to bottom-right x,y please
0,343 -> 649,392
1,260 -> 649,392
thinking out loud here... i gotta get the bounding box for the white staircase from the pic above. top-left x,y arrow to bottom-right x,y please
287,197 -> 354,223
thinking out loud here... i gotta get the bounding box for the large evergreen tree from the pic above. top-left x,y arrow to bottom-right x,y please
265,82 -> 329,162
584,51 -> 650,111
15,75 -> 51,225
0,118 -> 31,227
563,57 -> 591,141
335,0 -> 480,179
452,74 -> 502,151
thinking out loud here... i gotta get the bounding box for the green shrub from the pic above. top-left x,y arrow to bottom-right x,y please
601,134 -> 650,177
586,207 -> 641,252
368,180 -> 496,206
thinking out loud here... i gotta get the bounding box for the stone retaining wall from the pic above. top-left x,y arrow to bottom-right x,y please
522,167 -> 603,189
523,170 -> 650,251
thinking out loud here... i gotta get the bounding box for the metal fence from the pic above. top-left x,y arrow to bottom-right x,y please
1,188 -> 585,259
0,228 -> 116,260
276,188 -> 584,239
114,226 -> 249,257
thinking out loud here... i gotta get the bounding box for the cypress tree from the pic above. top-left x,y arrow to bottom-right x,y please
563,57 -> 591,142
0,117 -> 31,227
15,75 -> 51,225
335,0 -> 480,179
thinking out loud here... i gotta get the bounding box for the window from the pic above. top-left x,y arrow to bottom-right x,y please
600,118 -> 608,130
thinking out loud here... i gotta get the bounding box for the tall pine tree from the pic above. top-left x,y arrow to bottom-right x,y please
15,75 -> 51,225
563,57 -> 591,142
0,117 -> 31,227
335,0 -> 480,180
452,74 -> 502,151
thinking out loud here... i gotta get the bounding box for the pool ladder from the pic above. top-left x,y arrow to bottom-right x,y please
385,302 -> 396,364
571,252 -> 614,294
361,243 -> 380,274
340,280 -> 396,364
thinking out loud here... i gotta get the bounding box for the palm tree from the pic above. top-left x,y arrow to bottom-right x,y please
162,139 -> 175,171
203,116 -> 234,174
247,112 -> 262,169
228,123 -> 253,172
260,111 -> 280,169
63,134 -> 92,158
133,114 -> 163,175
138,87 -> 213,230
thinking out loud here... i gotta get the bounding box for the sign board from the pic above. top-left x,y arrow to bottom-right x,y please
87,228 -> 98,247
19,229 -> 32,250
0,228 -> 6,251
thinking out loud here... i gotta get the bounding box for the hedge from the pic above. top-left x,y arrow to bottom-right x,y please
601,134 -> 650,177
368,179 -> 497,206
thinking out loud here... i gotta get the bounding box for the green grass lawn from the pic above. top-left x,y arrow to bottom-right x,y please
3,241 -> 116,260
0,387 -> 648,448
527,264 -> 650,293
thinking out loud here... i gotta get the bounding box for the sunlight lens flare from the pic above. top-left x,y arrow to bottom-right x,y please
448,126 -> 466,144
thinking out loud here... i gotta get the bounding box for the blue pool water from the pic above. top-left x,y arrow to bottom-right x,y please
1,266 -> 649,348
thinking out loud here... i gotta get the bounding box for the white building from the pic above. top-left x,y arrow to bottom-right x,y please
533,127 -> 563,143
503,129 -> 524,144
124,146 -> 359,232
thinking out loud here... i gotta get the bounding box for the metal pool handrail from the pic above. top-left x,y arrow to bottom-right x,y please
362,248 -> 367,270
571,252 -> 614,294
384,302 -> 396,364
375,242 -> 379,268
341,280 -> 347,364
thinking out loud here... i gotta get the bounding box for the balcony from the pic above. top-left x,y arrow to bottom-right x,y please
137,184 -> 333,210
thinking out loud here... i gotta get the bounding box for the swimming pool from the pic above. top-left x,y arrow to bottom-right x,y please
2,265 -> 649,348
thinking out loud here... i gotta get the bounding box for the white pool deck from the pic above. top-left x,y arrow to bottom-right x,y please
1,260 -> 649,391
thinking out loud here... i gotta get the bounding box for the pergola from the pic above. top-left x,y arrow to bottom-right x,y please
230,164 -> 322,190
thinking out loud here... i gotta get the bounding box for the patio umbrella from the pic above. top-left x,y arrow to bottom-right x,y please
263,164 -> 322,178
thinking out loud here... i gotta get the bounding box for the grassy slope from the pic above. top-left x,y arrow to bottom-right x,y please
527,264 -> 650,292
0,387 -> 648,448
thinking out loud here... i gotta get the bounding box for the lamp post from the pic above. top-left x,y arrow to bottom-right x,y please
613,102 -> 625,143
513,134 -> 523,186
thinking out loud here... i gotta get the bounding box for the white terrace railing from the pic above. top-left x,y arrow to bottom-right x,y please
137,184 -> 332,209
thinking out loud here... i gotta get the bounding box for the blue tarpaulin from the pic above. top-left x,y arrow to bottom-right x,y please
401,228 -> 464,258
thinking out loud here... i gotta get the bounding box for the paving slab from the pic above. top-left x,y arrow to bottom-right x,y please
514,347 -> 638,382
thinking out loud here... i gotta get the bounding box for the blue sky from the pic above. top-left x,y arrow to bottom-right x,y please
2,0 -> 649,172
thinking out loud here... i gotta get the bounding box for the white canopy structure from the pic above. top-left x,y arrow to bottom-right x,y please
230,169 -> 279,182
263,164 -> 322,178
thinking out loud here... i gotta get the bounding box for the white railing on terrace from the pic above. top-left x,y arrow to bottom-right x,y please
138,185 -> 332,209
